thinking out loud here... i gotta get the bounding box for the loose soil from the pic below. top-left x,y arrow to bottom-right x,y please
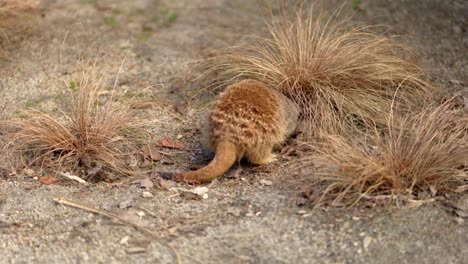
0,0 -> 467,263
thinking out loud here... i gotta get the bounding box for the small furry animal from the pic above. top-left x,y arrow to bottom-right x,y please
172,79 -> 299,183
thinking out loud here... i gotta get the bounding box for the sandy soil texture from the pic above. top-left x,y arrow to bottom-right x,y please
1,0 -> 467,263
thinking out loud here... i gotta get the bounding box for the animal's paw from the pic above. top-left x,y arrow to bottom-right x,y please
270,153 -> 278,163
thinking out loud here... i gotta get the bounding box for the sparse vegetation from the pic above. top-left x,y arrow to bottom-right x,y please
352,0 -> 363,10
160,8 -> 178,25
9,59 -> 142,181
196,7 -> 434,139
193,6 -> 468,206
103,17 -> 117,26
304,101 -> 467,206
0,0 -> 38,15
0,0 -> 39,35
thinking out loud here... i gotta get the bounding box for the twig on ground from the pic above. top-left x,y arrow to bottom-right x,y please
53,197 -> 182,264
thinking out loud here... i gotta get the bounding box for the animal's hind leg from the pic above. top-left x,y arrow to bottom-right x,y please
245,144 -> 276,165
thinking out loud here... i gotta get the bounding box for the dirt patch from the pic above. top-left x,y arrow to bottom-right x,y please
1,0 -> 467,263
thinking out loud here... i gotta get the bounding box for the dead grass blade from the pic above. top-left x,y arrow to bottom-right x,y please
53,197 -> 182,264
304,101 -> 468,207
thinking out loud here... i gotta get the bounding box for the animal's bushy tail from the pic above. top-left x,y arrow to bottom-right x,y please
175,140 -> 238,183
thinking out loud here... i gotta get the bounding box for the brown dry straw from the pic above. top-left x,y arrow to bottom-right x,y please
0,0 -> 39,51
9,58 -> 142,180
195,6 -> 435,138
306,101 -> 467,207
0,0 -> 38,14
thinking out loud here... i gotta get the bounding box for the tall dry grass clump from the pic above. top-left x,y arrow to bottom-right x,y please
305,101 -> 467,206
0,0 -> 38,14
0,0 -> 38,27
0,0 -> 39,54
9,60 -> 141,181
196,7 -> 435,137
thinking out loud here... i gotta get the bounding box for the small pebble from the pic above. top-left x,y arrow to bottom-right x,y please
260,179 -> 273,186
297,210 -> 308,215
24,169 -> 35,176
142,191 -> 154,198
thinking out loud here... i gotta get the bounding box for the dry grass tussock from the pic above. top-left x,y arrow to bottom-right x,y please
304,101 -> 468,207
190,5 -> 468,207
9,60 -> 142,181
0,0 -> 38,13
195,6 -> 435,138
0,0 -> 38,24
0,0 -> 39,47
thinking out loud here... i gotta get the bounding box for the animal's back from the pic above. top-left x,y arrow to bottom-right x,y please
207,79 -> 292,151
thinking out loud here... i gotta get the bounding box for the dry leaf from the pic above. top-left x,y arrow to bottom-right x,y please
174,101 -> 187,115
158,138 -> 184,150
24,168 -> 35,177
142,145 -> 163,161
132,178 -> 154,189
38,176 -> 58,185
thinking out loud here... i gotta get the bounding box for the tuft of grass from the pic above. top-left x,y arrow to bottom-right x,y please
103,17 -> 117,26
194,7 -> 435,139
69,80 -> 76,90
159,8 -> 177,25
351,0 -> 363,10
9,59 -> 142,181
305,101 -> 467,207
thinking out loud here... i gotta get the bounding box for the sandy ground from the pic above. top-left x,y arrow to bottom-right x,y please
0,0 -> 467,263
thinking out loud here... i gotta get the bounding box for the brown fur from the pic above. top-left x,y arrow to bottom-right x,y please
175,79 -> 299,183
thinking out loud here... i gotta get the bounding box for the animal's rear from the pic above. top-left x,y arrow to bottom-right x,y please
176,79 -> 298,183
207,79 -> 294,149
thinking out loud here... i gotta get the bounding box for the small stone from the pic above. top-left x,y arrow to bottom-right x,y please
136,211 -> 146,217
120,236 -> 130,245
297,210 -> 308,215
363,236 -> 373,250
259,179 -> 273,186
142,191 -> 154,198
24,168 -> 35,176
342,221 -> 351,229
192,187 -> 209,199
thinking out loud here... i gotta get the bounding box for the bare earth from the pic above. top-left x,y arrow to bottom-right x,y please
0,0 -> 467,263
